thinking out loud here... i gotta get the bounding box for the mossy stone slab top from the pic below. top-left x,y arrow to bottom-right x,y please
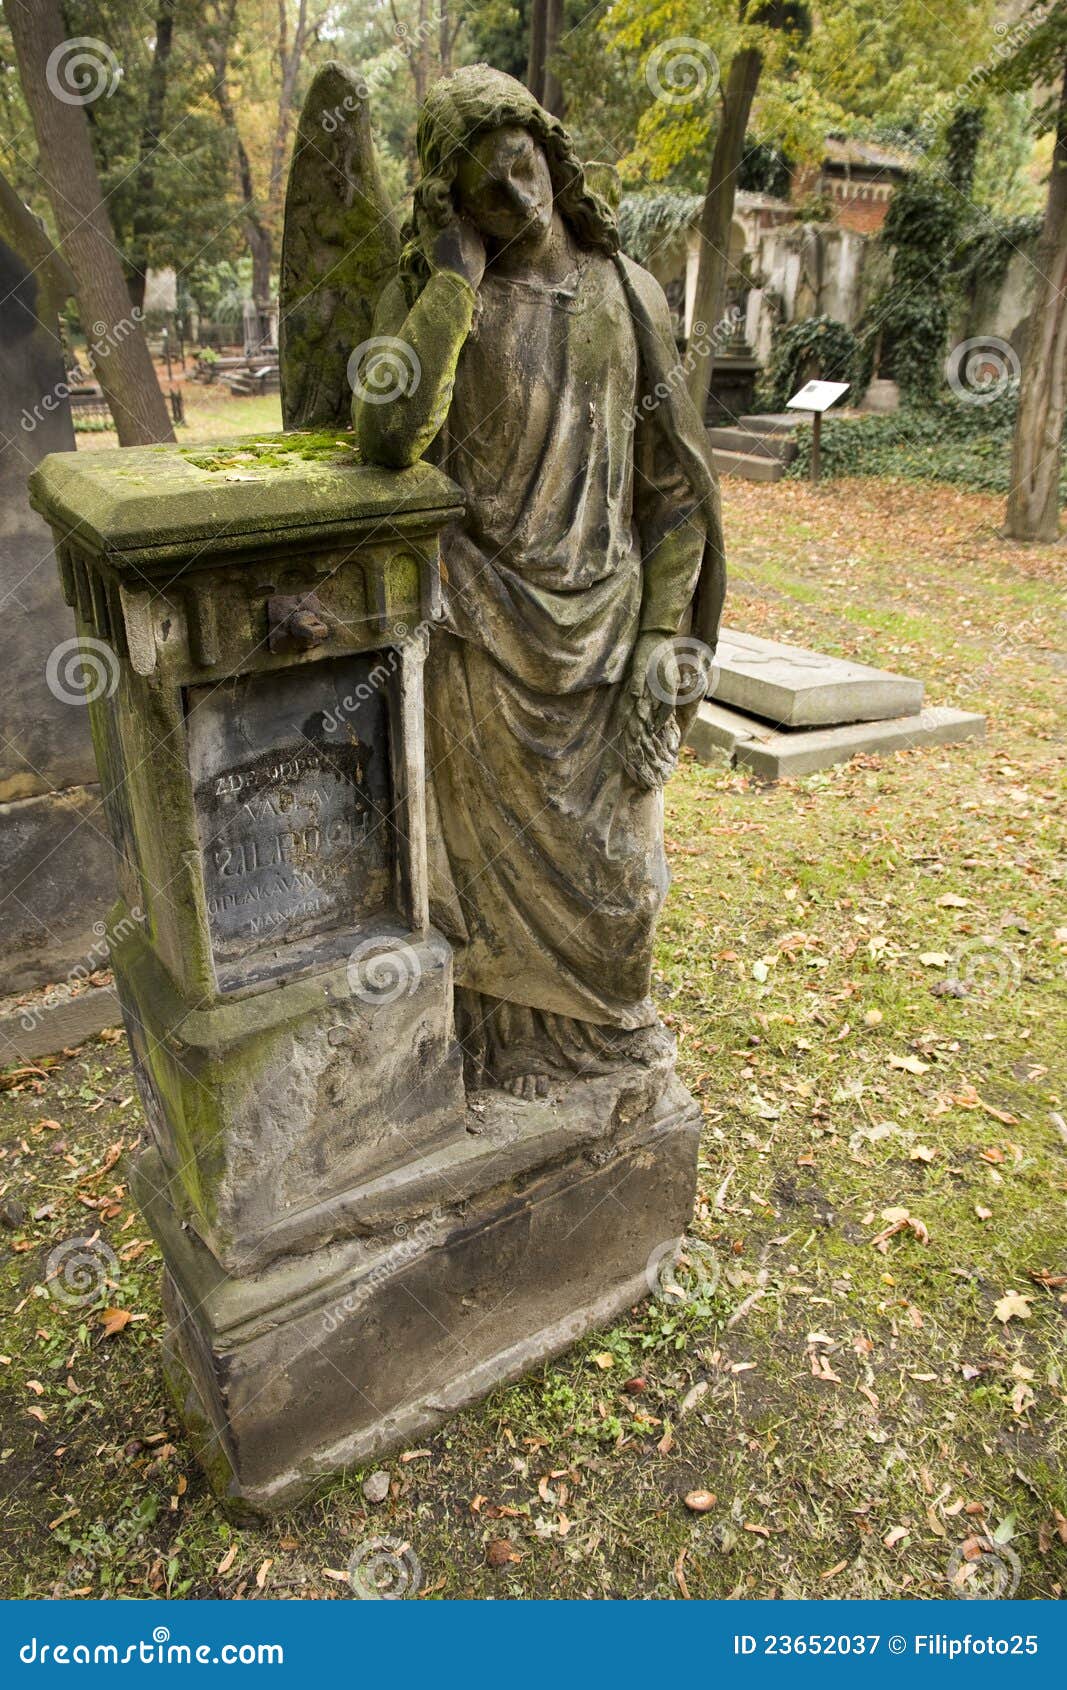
29,432 -> 464,572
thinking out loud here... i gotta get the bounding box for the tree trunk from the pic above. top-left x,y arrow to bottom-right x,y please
1006,59 -> 1067,543
543,0 -> 564,118
7,0 -> 174,444
127,0 -> 176,313
412,0 -> 431,105
527,0 -> 547,103
268,0 -> 308,228
527,0 -> 564,115
686,45 -> 763,417
207,0 -> 273,315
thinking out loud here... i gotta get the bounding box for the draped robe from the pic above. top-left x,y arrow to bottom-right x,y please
359,248 -> 721,1079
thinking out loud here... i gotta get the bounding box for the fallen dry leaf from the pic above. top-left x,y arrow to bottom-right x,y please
99,1307 -> 132,1338
216,1544 -> 237,1575
994,1291 -> 1034,1324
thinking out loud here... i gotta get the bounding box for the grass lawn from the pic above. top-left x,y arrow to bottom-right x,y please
1,476 -> 1064,1600
75,390 -> 282,451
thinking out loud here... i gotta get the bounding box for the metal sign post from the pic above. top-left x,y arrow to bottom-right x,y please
786,380 -> 850,483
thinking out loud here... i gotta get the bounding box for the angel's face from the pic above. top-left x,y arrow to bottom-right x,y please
454,125 -> 554,247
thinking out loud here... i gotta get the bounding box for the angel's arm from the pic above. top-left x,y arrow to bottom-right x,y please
353,267 -> 476,469
630,283 -> 709,644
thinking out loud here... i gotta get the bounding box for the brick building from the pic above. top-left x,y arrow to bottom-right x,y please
792,137 -> 917,234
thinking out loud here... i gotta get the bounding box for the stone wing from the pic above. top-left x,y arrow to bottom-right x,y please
279,61 -> 401,431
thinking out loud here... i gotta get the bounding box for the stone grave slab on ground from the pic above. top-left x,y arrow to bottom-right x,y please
713,627 -> 925,726
688,627 -> 984,779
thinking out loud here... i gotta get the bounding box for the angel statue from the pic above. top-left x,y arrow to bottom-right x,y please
280,62 -> 725,1104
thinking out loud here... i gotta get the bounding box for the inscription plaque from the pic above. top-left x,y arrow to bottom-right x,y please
185,654 -> 396,967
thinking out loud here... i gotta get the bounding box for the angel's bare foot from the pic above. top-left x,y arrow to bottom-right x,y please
502,1072 -> 551,1101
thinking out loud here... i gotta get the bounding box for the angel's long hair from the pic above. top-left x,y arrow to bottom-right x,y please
399,65 -> 618,297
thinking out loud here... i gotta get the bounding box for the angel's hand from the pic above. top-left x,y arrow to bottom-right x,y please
430,219 -> 486,290
627,632 -> 680,711
618,633 -> 684,789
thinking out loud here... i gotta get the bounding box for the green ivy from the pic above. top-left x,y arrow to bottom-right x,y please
616,191 -> 701,264
757,315 -> 866,411
955,213 -> 1044,295
861,178 -> 961,401
784,389 -> 1067,498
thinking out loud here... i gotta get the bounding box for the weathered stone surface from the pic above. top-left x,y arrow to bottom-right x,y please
279,62 -> 401,431
737,706 -> 985,778
1,170 -> 115,995
28,435 -> 462,569
115,908 -> 465,1274
0,982 -> 120,1066
0,786 -> 118,996
713,627 -> 924,727
685,697 -> 768,761
186,657 -> 395,968
140,1071 -> 700,1515
688,704 -> 986,780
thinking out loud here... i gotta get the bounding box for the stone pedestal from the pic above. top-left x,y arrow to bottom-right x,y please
30,434 -> 700,1515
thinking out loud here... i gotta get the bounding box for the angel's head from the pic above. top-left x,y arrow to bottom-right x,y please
402,65 -> 617,285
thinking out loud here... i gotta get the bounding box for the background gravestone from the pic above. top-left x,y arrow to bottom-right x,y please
0,170 -> 116,1014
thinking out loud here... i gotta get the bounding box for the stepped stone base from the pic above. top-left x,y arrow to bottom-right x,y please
138,1064 -> 701,1518
689,700 -> 985,780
